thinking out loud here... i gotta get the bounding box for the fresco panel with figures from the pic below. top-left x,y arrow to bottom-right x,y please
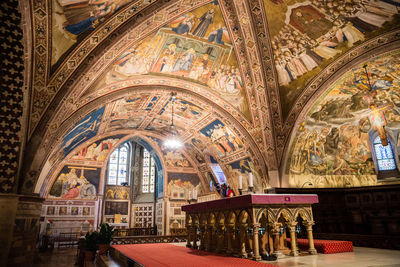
288,50 -> 400,188
89,1 -> 250,118
263,0 -> 400,117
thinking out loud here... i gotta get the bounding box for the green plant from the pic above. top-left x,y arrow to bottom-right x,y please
98,223 -> 116,244
84,231 -> 99,251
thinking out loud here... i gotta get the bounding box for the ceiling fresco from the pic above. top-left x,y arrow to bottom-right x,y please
51,0 -> 134,68
86,1 -> 250,118
19,0 -> 400,194
264,0 -> 400,116
287,49 -> 400,188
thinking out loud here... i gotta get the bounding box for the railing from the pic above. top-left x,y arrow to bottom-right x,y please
170,228 -> 187,236
115,227 -> 157,236
112,235 -> 187,245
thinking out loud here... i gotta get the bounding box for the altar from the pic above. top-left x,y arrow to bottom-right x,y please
181,194 -> 319,260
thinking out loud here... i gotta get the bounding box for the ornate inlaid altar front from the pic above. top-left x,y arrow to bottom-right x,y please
182,194 -> 318,260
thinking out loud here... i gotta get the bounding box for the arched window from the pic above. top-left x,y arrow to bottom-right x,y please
142,149 -> 156,193
373,135 -> 397,171
107,143 -> 130,185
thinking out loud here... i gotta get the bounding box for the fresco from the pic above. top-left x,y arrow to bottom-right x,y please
62,106 -> 105,157
93,1 -> 250,117
199,119 -> 243,156
51,0 -> 133,66
164,151 -> 192,168
105,186 -> 130,199
159,97 -> 204,121
227,157 -> 264,191
110,95 -> 149,117
71,134 -> 125,161
263,0 -> 400,115
167,172 -> 201,201
49,165 -> 101,199
288,50 -> 400,188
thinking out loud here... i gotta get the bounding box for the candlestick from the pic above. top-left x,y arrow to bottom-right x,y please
239,174 -> 242,190
249,172 -> 253,187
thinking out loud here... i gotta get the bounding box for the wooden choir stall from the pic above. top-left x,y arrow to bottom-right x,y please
182,194 -> 319,260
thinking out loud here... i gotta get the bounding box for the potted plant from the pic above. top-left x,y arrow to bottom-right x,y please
98,223 -> 116,255
84,231 -> 99,261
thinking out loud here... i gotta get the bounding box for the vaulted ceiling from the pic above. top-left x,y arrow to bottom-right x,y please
19,0 -> 400,193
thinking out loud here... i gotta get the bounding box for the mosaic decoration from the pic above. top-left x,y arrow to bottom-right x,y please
263,0 -> 400,113
0,0 -> 24,193
93,1 -> 250,117
61,106 -> 105,157
51,0 -> 134,67
71,134 -> 125,161
288,50 -> 400,188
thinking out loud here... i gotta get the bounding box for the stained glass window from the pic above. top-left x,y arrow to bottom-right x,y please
373,136 -> 396,171
142,149 -> 156,193
107,143 -> 130,185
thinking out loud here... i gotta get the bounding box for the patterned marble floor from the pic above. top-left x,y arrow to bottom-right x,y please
33,245 -> 400,267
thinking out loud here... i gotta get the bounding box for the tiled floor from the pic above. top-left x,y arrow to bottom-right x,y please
33,245 -> 400,267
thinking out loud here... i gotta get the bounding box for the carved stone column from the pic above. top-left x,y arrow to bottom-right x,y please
239,227 -> 248,258
226,224 -> 234,255
270,223 -> 283,258
193,225 -> 198,249
304,221 -> 317,255
216,224 -> 224,253
199,225 -> 206,250
186,225 -> 192,248
205,226 -> 213,251
252,223 -> 261,261
288,222 -> 299,256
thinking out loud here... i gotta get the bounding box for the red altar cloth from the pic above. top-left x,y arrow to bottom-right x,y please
182,194 -> 318,212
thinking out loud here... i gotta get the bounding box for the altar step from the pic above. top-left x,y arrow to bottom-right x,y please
286,238 -> 353,254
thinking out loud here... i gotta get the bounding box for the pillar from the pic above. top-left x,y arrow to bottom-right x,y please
271,223 -> 283,258
226,224 -> 234,255
199,225 -> 206,250
205,226 -> 213,251
252,223 -> 261,261
186,225 -> 192,248
193,225 -> 198,249
288,222 -> 299,256
0,194 -> 19,266
304,221 -> 317,255
239,227 -> 248,258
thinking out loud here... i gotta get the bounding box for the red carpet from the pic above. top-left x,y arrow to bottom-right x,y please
287,238 -> 353,254
112,243 -> 278,267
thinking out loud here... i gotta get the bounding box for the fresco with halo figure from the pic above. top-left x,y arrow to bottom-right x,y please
51,0 -> 134,67
49,165 -> 101,199
288,50 -> 400,188
199,119 -> 243,156
263,0 -> 400,116
90,1 -> 250,118
71,134 -> 125,161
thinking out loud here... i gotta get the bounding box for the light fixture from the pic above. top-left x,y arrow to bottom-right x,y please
163,92 -> 182,150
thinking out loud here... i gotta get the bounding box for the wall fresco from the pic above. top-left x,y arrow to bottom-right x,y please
167,172 -> 201,201
288,50 -> 400,188
92,1 -> 250,117
51,0 -> 133,67
199,119 -> 243,156
61,106 -> 105,157
49,165 -> 101,199
227,157 -> 264,191
71,134 -> 125,161
164,151 -> 192,168
263,0 -> 400,114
